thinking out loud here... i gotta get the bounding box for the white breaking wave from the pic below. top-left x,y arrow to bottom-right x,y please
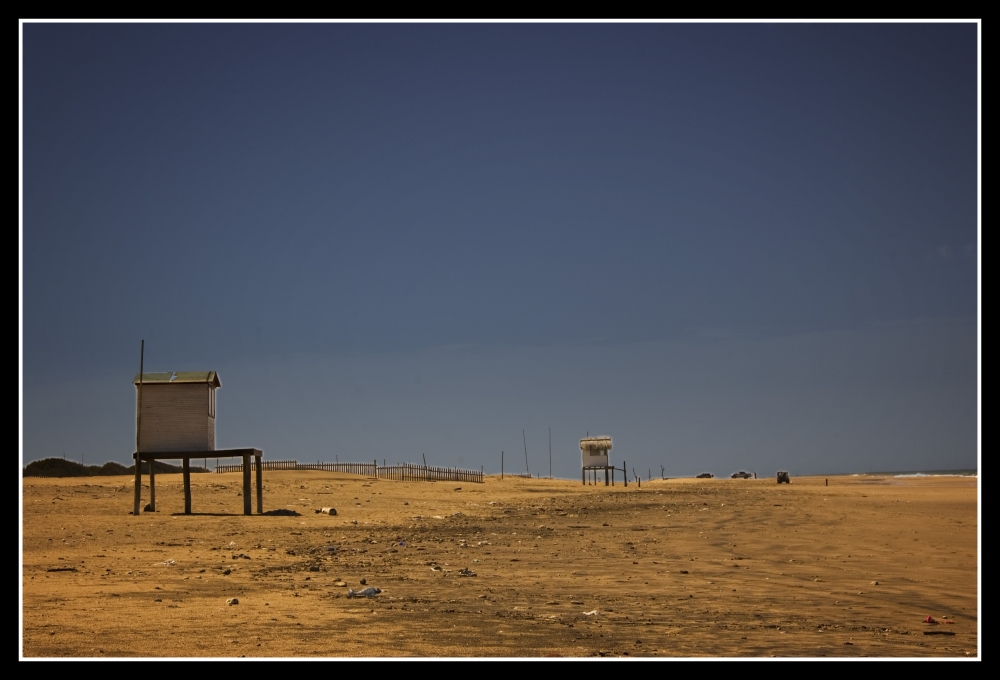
893,472 -> 977,478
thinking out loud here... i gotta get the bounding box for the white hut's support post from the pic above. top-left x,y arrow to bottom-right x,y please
605,467 -> 609,486
149,460 -> 156,511
255,453 -> 263,514
133,453 -> 141,515
183,458 -> 192,514
242,454 -> 252,515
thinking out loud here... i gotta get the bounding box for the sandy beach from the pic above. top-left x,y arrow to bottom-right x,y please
21,472 -> 978,657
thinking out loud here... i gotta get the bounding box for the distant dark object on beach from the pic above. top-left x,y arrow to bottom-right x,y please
777,471 -> 790,484
696,472 -> 714,479
731,471 -> 753,479
23,457 -> 210,478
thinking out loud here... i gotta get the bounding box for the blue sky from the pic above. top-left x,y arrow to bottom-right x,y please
21,23 -> 978,477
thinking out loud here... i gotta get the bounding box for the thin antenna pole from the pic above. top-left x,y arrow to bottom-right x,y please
137,340 -> 144,453
549,427 -> 552,479
522,430 -> 529,475
133,340 -> 145,516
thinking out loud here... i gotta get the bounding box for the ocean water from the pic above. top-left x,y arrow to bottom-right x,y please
850,469 -> 977,478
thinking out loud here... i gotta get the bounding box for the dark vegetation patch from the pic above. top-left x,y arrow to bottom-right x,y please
24,458 -> 210,478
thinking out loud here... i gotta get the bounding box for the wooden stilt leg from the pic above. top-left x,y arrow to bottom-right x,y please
255,454 -> 263,514
133,453 -> 141,515
243,454 -> 251,515
605,467 -> 609,486
582,468 -> 585,485
149,461 -> 156,512
183,458 -> 191,514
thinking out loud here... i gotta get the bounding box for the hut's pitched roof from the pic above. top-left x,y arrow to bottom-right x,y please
579,436 -> 613,450
133,371 -> 221,387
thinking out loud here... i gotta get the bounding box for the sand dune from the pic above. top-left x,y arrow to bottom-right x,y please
21,472 -> 977,657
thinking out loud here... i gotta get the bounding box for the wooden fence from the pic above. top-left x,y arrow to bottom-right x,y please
215,459 -> 297,473
377,462 -> 483,484
297,461 -> 377,476
215,459 -> 483,483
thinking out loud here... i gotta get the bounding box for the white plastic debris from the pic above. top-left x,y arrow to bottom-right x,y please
347,587 -> 382,598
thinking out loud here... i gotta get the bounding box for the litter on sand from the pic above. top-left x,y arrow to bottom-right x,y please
315,507 -> 337,515
347,587 -> 382,598
584,610 -> 599,616
458,567 -> 477,577
226,598 -> 239,605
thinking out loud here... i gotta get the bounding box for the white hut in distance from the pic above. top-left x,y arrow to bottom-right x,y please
134,371 -> 220,453
580,436 -> 612,467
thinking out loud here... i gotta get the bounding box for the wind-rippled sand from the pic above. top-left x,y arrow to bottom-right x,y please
21,472 -> 977,657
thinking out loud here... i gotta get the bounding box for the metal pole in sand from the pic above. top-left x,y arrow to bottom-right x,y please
133,340 -> 144,516
523,430 -> 529,476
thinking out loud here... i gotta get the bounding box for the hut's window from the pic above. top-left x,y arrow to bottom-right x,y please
209,387 -> 215,417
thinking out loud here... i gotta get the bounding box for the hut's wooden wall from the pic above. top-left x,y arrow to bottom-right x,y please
581,449 -> 609,468
138,383 -> 215,452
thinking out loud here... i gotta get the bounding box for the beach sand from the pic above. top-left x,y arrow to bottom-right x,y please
21,472 -> 977,657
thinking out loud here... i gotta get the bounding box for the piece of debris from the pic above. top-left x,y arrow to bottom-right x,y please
226,598 -> 239,605
430,566 -> 442,572
871,581 -> 879,585
161,560 -> 176,566
925,616 -> 938,624
679,570 -> 689,574
360,578 -> 367,585
347,587 -> 382,598
222,569 -> 231,575
46,567 -> 78,572
458,567 -> 477,577
232,554 -> 250,560
454,488 -> 461,491
453,512 -> 464,517
923,630 -> 955,636
333,581 -> 347,587
263,509 -> 301,516
583,610 -> 598,616
315,507 -> 337,515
